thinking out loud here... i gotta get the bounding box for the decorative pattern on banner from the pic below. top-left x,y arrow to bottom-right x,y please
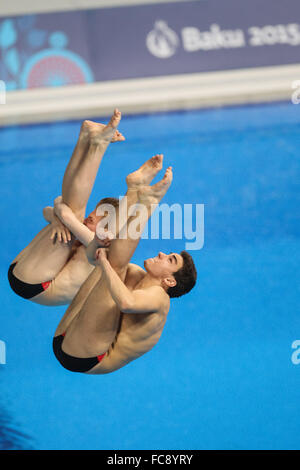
0,15 -> 93,90
0,0 -> 300,90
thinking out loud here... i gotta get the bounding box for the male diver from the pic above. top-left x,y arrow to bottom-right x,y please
52,155 -> 197,374
8,110 -> 124,306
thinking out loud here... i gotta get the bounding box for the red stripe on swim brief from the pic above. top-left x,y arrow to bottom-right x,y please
42,281 -> 51,290
97,353 -> 106,363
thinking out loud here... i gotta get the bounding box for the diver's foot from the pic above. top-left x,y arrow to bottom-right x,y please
137,166 -> 173,205
126,154 -> 163,189
80,109 -> 124,145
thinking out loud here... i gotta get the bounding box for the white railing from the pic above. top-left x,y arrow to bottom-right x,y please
0,0 -> 197,17
1,63 -> 299,126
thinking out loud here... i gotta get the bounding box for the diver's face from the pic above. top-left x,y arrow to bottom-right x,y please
144,252 -> 183,279
83,209 -> 103,232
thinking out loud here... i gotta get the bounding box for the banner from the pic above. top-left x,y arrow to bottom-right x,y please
1,0 -> 300,90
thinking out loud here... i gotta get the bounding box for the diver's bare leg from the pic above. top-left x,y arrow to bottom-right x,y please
62,115 -> 124,195
62,110 -> 122,221
88,155 -> 164,277
12,225 -> 72,284
60,123 -> 90,198
54,265 -> 103,336
55,269 -> 121,358
13,226 -> 52,264
108,160 -> 173,276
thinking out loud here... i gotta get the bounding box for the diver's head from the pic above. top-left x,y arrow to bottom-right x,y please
144,250 -> 197,297
84,197 -> 119,232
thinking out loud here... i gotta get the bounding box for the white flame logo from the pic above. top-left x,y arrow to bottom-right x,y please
146,21 -> 179,59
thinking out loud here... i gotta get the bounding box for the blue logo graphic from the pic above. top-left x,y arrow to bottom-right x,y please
0,15 -> 94,90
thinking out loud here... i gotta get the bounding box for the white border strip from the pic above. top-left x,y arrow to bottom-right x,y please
1,64 -> 299,126
0,0 -> 199,17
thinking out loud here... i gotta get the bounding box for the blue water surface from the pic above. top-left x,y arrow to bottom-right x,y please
0,102 -> 299,450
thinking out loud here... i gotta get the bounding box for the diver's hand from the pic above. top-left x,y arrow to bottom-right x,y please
95,248 -> 109,266
95,227 -> 114,248
50,214 -> 72,244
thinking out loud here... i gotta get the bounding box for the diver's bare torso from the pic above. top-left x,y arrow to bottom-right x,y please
92,306 -> 168,375
55,263 -> 170,374
92,268 -> 170,375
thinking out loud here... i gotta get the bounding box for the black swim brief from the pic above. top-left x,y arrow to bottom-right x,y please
8,262 -> 51,299
52,333 -> 106,373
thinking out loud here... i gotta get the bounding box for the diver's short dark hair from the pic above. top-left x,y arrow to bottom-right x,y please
167,250 -> 197,298
96,197 -> 119,209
